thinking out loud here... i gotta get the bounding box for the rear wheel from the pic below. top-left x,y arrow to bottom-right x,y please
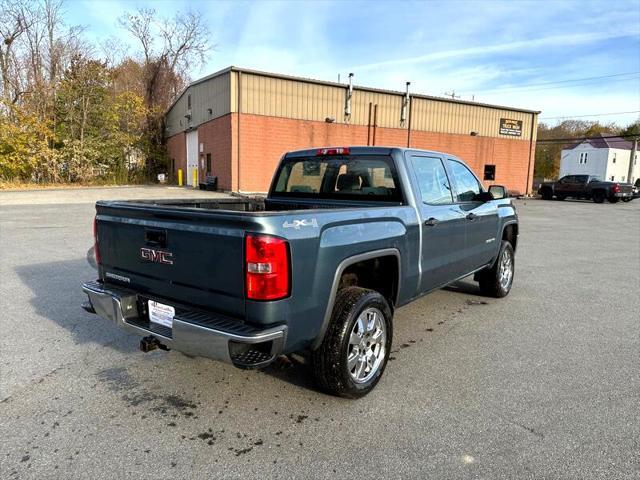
592,190 -> 605,203
312,287 -> 392,398
477,241 -> 515,298
622,197 -> 632,202
608,196 -> 619,203
556,195 -> 566,201
541,189 -> 553,200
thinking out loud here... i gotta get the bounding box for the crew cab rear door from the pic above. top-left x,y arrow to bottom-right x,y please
555,175 -> 579,196
445,158 -> 500,272
407,154 -> 467,291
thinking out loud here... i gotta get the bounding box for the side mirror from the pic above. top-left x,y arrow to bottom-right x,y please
488,185 -> 508,199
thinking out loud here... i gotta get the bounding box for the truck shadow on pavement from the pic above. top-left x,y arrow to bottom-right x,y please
15,257 -> 137,354
444,279 -> 483,295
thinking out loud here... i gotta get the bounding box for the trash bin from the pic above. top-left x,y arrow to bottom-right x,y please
205,175 -> 218,191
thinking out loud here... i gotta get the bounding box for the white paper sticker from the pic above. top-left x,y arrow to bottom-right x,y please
148,300 -> 175,328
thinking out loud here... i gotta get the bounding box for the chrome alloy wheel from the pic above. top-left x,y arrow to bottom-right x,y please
347,307 -> 386,383
498,248 -> 514,290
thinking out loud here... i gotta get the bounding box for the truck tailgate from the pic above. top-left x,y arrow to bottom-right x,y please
96,202 -> 249,318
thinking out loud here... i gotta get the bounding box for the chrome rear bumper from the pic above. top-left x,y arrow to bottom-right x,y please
82,281 -> 286,368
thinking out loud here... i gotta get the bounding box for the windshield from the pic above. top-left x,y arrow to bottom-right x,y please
271,155 -> 402,202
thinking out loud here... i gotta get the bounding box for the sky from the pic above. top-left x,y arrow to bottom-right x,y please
66,0 -> 640,127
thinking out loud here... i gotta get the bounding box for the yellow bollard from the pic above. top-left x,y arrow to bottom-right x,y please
177,169 -> 183,186
193,169 -> 198,188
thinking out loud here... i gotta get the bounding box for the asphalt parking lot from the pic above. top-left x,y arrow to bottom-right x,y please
1,187 -> 639,479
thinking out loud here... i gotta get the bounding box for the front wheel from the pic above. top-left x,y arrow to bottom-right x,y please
477,241 -> 515,298
541,189 -> 553,200
312,287 -> 392,398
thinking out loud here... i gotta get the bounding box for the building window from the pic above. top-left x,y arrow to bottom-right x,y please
584,152 -> 587,164
612,152 -> 616,163
187,94 -> 191,109
206,153 -> 212,173
579,153 -> 583,164
484,164 -> 496,180
610,176 -> 615,181
621,176 -> 625,182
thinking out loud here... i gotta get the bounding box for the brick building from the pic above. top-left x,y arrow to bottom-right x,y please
165,67 -> 539,194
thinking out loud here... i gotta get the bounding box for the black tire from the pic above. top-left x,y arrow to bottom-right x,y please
592,190 -> 605,203
312,287 -> 393,398
476,241 -> 515,298
608,196 -> 619,203
622,197 -> 632,202
556,195 -> 566,201
541,189 -> 553,200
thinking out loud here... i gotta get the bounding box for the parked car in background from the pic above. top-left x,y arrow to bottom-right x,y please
82,146 -> 518,398
538,175 -> 634,203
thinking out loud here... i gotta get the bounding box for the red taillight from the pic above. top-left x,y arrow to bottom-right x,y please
93,216 -> 102,266
316,147 -> 350,156
245,234 -> 290,301
612,183 -> 620,193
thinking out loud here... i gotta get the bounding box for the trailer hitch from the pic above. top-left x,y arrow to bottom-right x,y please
140,335 -> 170,353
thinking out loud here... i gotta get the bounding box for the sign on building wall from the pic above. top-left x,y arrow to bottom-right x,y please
499,118 -> 523,137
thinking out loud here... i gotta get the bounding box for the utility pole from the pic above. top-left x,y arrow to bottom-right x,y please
628,137 -> 638,184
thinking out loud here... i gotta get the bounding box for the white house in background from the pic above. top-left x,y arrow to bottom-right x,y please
560,133 -> 639,184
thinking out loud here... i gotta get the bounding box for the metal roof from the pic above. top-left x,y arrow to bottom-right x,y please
565,133 -> 634,150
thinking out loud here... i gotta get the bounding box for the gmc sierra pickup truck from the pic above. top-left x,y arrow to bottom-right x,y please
538,175 -> 634,203
82,147 -> 518,398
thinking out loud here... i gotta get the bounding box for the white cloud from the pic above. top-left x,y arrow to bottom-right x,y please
348,29 -> 640,72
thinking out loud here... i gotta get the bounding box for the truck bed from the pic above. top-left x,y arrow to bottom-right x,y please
123,195 -> 403,212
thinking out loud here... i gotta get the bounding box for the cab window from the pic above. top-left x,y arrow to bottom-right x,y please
446,159 -> 481,202
410,155 -> 453,205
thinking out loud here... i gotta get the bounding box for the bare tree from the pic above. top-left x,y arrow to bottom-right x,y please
0,0 -> 35,106
119,8 -> 211,173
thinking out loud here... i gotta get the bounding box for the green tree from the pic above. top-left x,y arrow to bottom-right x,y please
54,55 -> 147,183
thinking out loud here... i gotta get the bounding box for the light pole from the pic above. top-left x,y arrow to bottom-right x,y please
628,137 -> 638,184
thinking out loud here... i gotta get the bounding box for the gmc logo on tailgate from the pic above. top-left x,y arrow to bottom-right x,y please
140,247 -> 174,265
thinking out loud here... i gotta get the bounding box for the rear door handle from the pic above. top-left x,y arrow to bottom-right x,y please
466,213 -> 477,221
424,217 -> 439,227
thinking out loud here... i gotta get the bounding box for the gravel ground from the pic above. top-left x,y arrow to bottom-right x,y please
1,188 -> 638,479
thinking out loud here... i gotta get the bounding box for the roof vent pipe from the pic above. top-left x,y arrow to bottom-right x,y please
345,73 -> 354,119
401,81 -> 410,124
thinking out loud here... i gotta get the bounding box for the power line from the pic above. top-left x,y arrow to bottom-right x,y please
468,71 -> 640,94
540,110 -> 640,120
537,133 -> 638,144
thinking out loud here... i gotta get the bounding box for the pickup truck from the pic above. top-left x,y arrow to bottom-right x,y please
538,175 -> 634,203
82,146 -> 518,398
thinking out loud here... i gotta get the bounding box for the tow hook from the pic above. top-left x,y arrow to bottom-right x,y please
140,335 -> 170,353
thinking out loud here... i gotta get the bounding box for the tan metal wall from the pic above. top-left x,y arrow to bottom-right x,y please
233,71 -> 344,122
167,69 -> 536,141
165,72 -> 231,137
351,90 -> 405,128
410,98 -> 535,140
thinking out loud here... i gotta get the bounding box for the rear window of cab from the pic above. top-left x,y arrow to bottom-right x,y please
272,155 -> 402,202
